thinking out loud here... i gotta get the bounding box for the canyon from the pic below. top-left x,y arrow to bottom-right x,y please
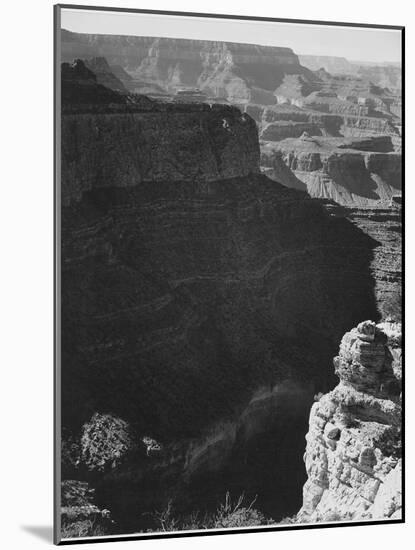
61,31 -> 402,209
299,55 -> 401,91
59,35 -> 402,537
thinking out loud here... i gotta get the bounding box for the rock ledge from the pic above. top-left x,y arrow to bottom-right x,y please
299,320 -> 402,522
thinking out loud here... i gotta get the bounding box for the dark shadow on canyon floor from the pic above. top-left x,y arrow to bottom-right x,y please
60,176 -> 381,533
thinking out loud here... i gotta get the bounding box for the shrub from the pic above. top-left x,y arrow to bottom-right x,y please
61,431 -> 81,476
215,507 -> 267,528
81,413 -> 135,472
61,519 -> 108,539
213,492 -> 268,529
152,492 -> 272,532
152,500 -> 180,532
279,515 -> 299,524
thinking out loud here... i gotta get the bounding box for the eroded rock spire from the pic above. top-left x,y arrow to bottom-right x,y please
299,320 -> 402,522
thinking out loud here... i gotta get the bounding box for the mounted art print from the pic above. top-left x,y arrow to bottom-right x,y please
54,4 -> 404,544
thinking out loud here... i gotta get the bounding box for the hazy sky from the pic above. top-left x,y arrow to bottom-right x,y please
61,8 -> 402,64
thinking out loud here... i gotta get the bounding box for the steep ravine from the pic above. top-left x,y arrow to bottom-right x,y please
61,90 -> 387,533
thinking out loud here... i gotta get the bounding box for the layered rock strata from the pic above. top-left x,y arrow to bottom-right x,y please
261,136 -> 401,207
61,32 -> 401,208
316,202 -> 402,317
61,102 -> 259,205
299,321 -> 402,522
299,55 -> 401,91
342,206 -> 402,310
61,30 -> 310,104
61,78 -> 380,443
59,65 -> 401,531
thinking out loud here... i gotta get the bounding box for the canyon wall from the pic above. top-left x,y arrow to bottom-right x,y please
60,95 -> 378,530
61,104 -> 259,205
60,63 -> 401,532
260,136 -> 401,207
61,88 -> 381,443
61,30 -> 309,104
299,55 -> 358,75
299,55 -> 401,91
299,321 -> 402,522
61,33 -> 402,210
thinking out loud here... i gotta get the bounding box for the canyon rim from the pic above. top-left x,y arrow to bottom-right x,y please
54,6 -> 403,544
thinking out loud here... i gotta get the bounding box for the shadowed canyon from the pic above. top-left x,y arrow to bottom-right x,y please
59,33 -> 402,538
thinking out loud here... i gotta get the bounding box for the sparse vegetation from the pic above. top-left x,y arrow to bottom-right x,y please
61,519 -> 109,539
152,492 -> 274,532
279,514 -> 300,524
213,492 -> 269,529
61,431 -> 81,476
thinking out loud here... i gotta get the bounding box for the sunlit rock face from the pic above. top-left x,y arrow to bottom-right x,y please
298,55 -> 358,75
299,321 -> 402,522
61,31 -> 401,208
61,30 -> 309,104
260,136 -> 401,207
298,55 -> 401,91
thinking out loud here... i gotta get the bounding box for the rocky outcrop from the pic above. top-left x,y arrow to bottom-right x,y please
299,321 -> 402,522
84,57 -> 127,92
343,206 -> 402,311
260,122 -> 322,141
61,102 -> 259,205
340,115 -> 401,143
312,202 -> 401,317
246,103 -> 400,152
261,136 -> 401,207
61,59 -> 127,105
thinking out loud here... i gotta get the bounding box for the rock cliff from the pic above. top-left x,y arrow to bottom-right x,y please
342,206 -> 402,311
357,65 -> 402,92
298,55 -> 358,75
61,102 -> 259,205
59,68 -> 399,533
261,136 -> 401,207
299,321 -> 402,522
299,55 -> 401,91
60,72 -> 381,441
61,30 -> 310,104
84,57 -> 127,92
61,31 -> 401,208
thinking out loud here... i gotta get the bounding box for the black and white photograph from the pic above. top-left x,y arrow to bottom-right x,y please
54,4 -> 403,544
